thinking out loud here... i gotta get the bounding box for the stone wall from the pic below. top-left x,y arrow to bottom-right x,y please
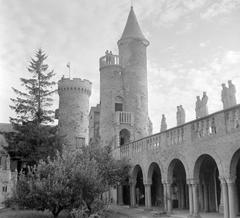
58,77 -> 92,149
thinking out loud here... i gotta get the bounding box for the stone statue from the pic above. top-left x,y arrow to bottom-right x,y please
180,105 -> 185,124
228,80 -> 237,107
195,96 -> 201,119
176,106 -> 181,126
201,92 -> 208,117
221,83 -> 229,109
160,114 -> 167,132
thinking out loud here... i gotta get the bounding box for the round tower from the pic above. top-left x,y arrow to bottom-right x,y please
58,77 -> 92,149
99,52 -> 123,147
117,6 -> 151,140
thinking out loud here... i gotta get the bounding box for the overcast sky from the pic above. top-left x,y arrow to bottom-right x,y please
0,0 -> 240,133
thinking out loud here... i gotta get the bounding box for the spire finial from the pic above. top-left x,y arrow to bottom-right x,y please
131,0 -> 133,8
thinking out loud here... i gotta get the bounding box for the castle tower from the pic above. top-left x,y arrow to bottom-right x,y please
58,77 -> 92,149
99,7 -> 152,149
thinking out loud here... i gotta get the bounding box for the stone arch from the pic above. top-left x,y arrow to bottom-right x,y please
193,153 -> 222,180
167,158 -> 188,210
230,148 -> 240,178
131,164 -> 145,206
147,162 -> 164,207
147,162 -> 162,184
165,153 -> 190,181
229,148 -> 240,214
119,129 -> 130,146
193,154 -> 221,212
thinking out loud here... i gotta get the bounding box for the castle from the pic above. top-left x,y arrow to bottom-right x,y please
57,6 -> 240,218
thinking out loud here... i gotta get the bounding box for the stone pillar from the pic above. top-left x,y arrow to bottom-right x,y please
167,182 -> 172,214
203,182 -> 208,212
227,177 -> 236,218
130,179 -> 136,207
118,185 -> 123,205
144,183 -> 152,208
163,182 -> 168,212
220,178 -> 229,218
188,182 -> 193,217
192,181 -> 201,218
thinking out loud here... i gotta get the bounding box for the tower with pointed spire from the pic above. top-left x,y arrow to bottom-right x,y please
98,6 -> 152,149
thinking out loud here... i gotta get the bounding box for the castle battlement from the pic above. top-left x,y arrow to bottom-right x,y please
58,77 -> 92,96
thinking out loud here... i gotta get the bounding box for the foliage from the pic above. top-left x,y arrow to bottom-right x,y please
6,146 -> 130,218
5,49 -> 60,166
10,49 -> 56,126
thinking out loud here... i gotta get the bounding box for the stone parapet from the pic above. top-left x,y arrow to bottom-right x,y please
58,77 -> 92,96
119,104 -> 240,158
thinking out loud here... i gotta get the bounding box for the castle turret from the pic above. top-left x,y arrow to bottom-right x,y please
117,7 -> 151,139
99,7 -> 151,149
58,77 -> 92,149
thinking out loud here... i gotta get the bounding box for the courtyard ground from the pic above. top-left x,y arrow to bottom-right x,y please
0,206 -> 227,218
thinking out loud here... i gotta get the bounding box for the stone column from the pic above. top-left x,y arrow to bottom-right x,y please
227,177 -> 236,218
203,182 -> 208,212
167,182 -> 172,214
220,178 -> 229,218
192,181 -> 201,218
144,183 -> 152,208
188,182 -> 193,217
130,179 -> 136,207
163,182 -> 168,212
118,185 -> 123,205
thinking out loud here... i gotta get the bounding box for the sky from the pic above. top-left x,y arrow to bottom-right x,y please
0,0 -> 240,133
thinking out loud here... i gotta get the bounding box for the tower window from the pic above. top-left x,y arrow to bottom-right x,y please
115,103 -> 123,112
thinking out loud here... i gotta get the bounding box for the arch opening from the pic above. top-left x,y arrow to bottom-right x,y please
136,168 -> 145,206
120,129 -> 130,146
168,159 -> 188,210
122,177 -> 130,205
230,149 -> 240,215
194,154 -> 221,212
148,163 -> 163,208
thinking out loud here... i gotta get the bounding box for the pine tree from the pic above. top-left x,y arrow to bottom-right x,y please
10,49 -> 56,126
5,49 -> 60,167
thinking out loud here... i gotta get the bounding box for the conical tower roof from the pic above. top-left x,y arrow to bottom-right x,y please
120,7 -> 148,43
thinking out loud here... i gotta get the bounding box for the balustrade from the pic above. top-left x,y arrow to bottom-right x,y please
116,111 -> 134,126
191,116 -> 217,140
118,105 -> 240,158
99,54 -> 120,68
225,107 -> 240,133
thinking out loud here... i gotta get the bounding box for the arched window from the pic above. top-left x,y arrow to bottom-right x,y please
119,129 -> 130,146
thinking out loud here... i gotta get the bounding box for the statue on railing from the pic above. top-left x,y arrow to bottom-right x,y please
201,92 -> 208,117
195,96 -> 201,118
221,83 -> 229,109
195,92 -> 209,118
222,80 -> 237,109
228,80 -> 237,106
177,105 -> 185,126
160,114 -> 167,132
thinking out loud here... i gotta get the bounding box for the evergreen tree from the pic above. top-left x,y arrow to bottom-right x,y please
10,49 -> 56,126
5,49 -> 60,167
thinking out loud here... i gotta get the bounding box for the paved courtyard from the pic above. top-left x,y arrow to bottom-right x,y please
109,205 -> 226,218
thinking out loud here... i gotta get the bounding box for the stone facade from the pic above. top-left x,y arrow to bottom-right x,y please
58,77 -> 92,149
0,124 -> 17,207
91,6 -> 240,218
89,104 -> 100,146
99,7 -> 152,149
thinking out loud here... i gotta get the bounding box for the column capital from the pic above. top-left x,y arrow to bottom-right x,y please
162,179 -> 172,185
144,183 -> 152,187
226,176 -> 236,184
129,178 -> 137,185
187,178 -> 199,185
